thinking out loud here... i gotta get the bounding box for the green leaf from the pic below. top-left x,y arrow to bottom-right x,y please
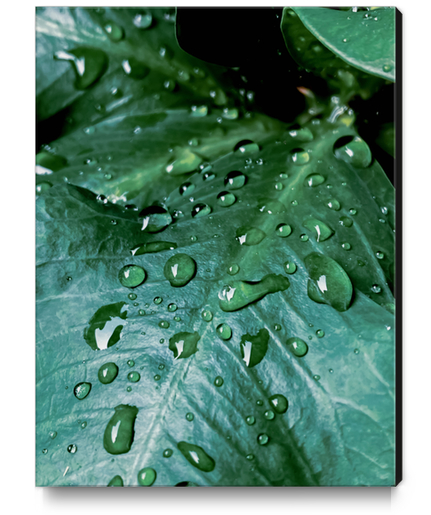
286,7 -> 395,82
36,117 -> 395,486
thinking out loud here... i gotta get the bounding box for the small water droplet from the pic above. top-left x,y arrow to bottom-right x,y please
264,410 -> 275,420
67,444 -> 77,454
217,191 -> 237,207
167,303 -> 177,312
201,310 -> 213,322
313,375 -> 321,381
73,382 -> 91,400
305,174 -> 325,187
334,136 -> 372,168
186,412 -> 194,422
236,226 -> 266,246
118,265 -> 146,288
98,363 -> 119,384
234,140 -> 259,154
327,199 -> 341,211
137,467 -> 157,486
224,171 -> 247,190
341,242 -> 352,251
216,323 -> 232,341
214,376 -> 224,387
290,148 -> 310,165
190,105 -> 208,117
42,448 -> 48,455
163,448 -> 173,458
274,323 -> 282,331
227,264 -> 240,275
276,223 -> 292,238
133,12 -> 153,29
371,284 -> 382,293
158,320 -> 170,329
354,348 -> 360,354
339,216 -> 353,227
300,234 -> 309,242
191,203 -> 212,218
316,329 -> 325,338
127,371 -> 140,383
376,251 -> 385,259
284,261 -> 297,274
286,337 -> 308,357
54,47 -> 108,89
257,434 -> 269,446
246,416 -> 256,426
269,394 -> 288,414
169,331 -> 200,359
177,442 -> 215,472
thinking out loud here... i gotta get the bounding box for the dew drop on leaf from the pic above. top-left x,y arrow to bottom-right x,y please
163,448 -> 173,458
54,47 -> 108,89
224,170 -> 247,190
327,199 -> 341,210
164,253 -> 196,287
139,205 -> 172,233
284,261 -> 297,275
186,412 -> 194,422
133,12 -> 153,29
316,329 -> 325,338
168,331 -> 200,359
177,442 -> 215,472
333,136 -> 372,168
108,475 -> 124,487
290,148 -> 310,165
127,372 -> 140,383
201,310 -> 213,322
67,444 -> 77,454
103,404 -> 139,455
302,218 -> 334,242
167,303 -> 177,312
236,226 -> 266,246
275,223 -> 292,238
246,416 -> 256,426
103,21 -> 124,42
98,362 -> 119,384
234,140 -> 259,154
191,203 -> 212,218
118,265 -> 146,288
137,467 -> 157,486
268,394 -> 288,414
257,434 -> 269,446
216,323 -> 232,341
240,329 -> 270,367
217,191 -> 236,207
264,410 -> 275,420
286,337 -> 308,357
214,376 -> 224,387
304,174 -> 325,187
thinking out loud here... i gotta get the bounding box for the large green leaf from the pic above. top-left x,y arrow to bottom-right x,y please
36,117 -> 395,486
286,7 -> 395,82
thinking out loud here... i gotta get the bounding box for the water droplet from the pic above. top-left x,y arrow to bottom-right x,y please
258,199 -> 285,214
49,431 -> 57,440
166,148 -> 202,176
191,203 -> 212,218
214,376 -> 224,387
216,323 -> 232,341
169,331 -> 200,359
42,448 -> 48,454
354,348 -> 360,354
217,191 -> 236,207
305,174 -> 325,187
246,454 -> 255,461
300,234 -> 309,242
54,47 -> 108,89
121,57 -> 149,79
81,421 -> 87,429
284,261 -> 297,275
313,375 -> 321,381
219,274 -> 289,312
118,265 -> 146,288
73,381 -> 92,400
127,371 -> 140,383
98,363 -> 119,385
234,140 -> 259,154
201,310 -> 213,322
236,226 -> 266,246
139,205 -> 172,233
288,125 -> 314,142
305,253 -> 353,312
371,284 -> 382,293
257,434 -> 269,446
154,374 -> 161,381
103,404 -> 139,455
276,223 -> 292,238
186,412 -> 194,422
67,444 -> 77,454
174,316 -> 181,322
341,242 -> 352,251
128,293 -> 137,301
240,329 -> 269,367
131,241 -> 178,256
158,320 -> 170,329
349,208 -> 357,216
163,448 -> 173,458
383,64 -> 392,72
246,416 -> 256,426
264,410 -> 275,421
126,386 -> 132,392
222,107 -> 239,120
290,148 -> 310,165
274,182 -> 284,191
274,323 -> 282,331
256,399 -> 264,406
339,216 -> 353,227
167,303 -> 177,312
334,136 -> 372,168
133,12 -> 153,29
103,21 -> 124,42
376,251 -> 385,259
177,442 -> 215,472
224,171 -> 247,190
152,297 -> 162,306
108,475 -> 124,487
227,264 -> 240,275
137,467 -> 156,486
36,182 -> 52,194
327,199 -> 341,211
190,105 -> 208,117
316,329 -> 325,338
164,253 -> 196,287
286,337 -> 308,357
303,218 -> 334,242
84,302 -> 128,351
268,394 -> 288,414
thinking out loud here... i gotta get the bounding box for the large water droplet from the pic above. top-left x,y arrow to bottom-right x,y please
290,148 -> 310,165
284,261 -> 297,274
240,329 -> 269,367
219,274 -> 289,312
288,125 -> 314,142
137,468 -> 156,486
177,442 -> 215,472
122,58 -> 150,79
334,136 -> 372,168
190,105 -> 208,117
217,191 -> 236,207
108,475 -> 124,487
327,199 -> 341,211
127,371 -> 140,383
276,223 -> 292,238
166,149 -> 202,175
133,12 -> 153,29
168,331 -> 200,359
164,253 -> 196,287
139,205 -> 172,233
304,174 -> 325,187
227,264 -> 240,275
257,434 -> 269,446
339,216 -> 353,227
118,265 -> 146,288
304,253 -> 353,311
216,323 -> 232,341
236,226 -> 266,246
191,203 -> 212,217
286,337 -> 308,357
73,382 -> 91,400
269,394 -> 288,414
131,241 -> 177,256
54,47 -> 108,89
103,405 -> 139,455
201,310 -> 213,322
222,108 -> 239,120
224,171 -> 247,189
84,302 -> 127,350
258,199 -> 285,214
302,218 -> 334,242
179,182 -> 195,195
98,362 -> 119,384
234,140 -> 259,154
103,21 -> 124,42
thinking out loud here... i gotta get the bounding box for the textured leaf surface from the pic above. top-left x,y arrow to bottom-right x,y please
36,118 -> 395,486
288,7 -> 395,82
